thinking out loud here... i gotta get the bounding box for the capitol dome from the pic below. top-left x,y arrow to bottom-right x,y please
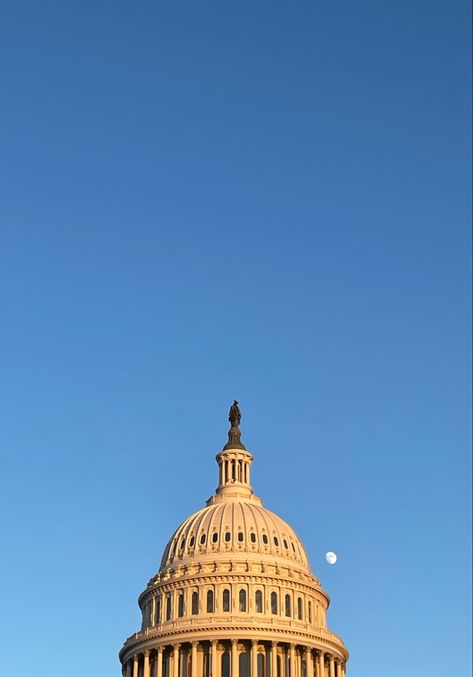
120,404 -> 348,677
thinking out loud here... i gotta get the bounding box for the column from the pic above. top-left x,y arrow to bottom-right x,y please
125,659 -> 132,677
251,641 -> 258,677
317,651 -> 324,677
144,651 -> 151,677
191,642 -> 198,677
305,648 -> 313,677
211,641 -> 218,677
133,655 -> 139,677
329,656 -> 335,677
289,645 -> 296,677
156,647 -> 164,677
151,597 -> 156,627
173,645 -> 181,677
231,640 -> 238,677
271,643 -> 278,677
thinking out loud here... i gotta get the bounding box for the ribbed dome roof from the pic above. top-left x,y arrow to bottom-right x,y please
159,498 -> 309,572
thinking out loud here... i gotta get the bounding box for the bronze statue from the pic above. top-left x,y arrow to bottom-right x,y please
229,400 -> 241,427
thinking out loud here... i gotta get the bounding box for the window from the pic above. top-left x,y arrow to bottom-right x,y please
239,652 -> 249,677
191,591 -> 199,615
250,532 -> 256,543
285,594 -> 291,617
189,536 -> 195,547
271,592 -> 278,614
166,593 -> 172,621
212,532 -> 218,543
291,542 -> 296,552
239,589 -> 247,612
274,536 -> 279,547
180,538 -> 185,550
257,653 -> 265,677
255,590 -> 263,613
297,597 -> 303,620
308,601 -> 312,623
200,534 -> 206,545
237,532 -> 244,542
283,539 -> 288,549
221,651 -> 230,677
223,589 -> 231,612
206,590 -> 214,613
262,534 -> 268,544
178,592 -> 185,617
225,532 -> 231,542
156,597 -> 162,624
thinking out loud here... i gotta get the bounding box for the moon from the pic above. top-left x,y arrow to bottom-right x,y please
325,551 -> 337,565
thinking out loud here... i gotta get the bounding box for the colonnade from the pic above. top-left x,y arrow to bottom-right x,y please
122,640 -> 346,677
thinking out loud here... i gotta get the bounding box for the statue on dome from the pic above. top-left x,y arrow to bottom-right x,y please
229,400 -> 241,427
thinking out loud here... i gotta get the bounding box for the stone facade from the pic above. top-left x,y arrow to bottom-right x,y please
119,423 -> 348,677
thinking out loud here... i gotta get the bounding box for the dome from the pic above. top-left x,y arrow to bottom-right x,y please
159,498 -> 310,573
119,404 -> 348,677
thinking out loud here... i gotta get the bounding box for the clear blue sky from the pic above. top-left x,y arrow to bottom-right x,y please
0,2 -> 470,676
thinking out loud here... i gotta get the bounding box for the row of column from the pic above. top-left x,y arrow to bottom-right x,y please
220,458 -> 249,485
122,640 -> 345,677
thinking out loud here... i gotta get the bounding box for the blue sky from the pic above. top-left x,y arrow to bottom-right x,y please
0,2 -> 471,676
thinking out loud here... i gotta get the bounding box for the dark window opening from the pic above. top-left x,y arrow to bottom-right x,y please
285,594 -> 291,617
271,592 -> 278,615
206,590 -> 214,613
191,591 -> 199,615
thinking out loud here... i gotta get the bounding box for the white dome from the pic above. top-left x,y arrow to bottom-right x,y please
160,498 -> 310,572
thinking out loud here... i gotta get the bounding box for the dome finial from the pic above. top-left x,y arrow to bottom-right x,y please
223,400 -> 246,450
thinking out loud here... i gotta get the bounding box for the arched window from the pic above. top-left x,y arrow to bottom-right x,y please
257,653 -> 265,677
178,592 -> 185,617
223,588 -> 231,612
239,588 -> 247,612
221,651 -> 230,677
271,591 -> 278,615
166,593 -> 172,621
255,589 -> 263,613
285,594 -> 291,617
297,597 -> 303,620
239,652 -> 249,677
206,589 -> 214,613
191,591 -> 199,615
308,601 -> 312,623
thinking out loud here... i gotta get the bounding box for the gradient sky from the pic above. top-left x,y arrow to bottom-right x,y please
0,2 -> 471,676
